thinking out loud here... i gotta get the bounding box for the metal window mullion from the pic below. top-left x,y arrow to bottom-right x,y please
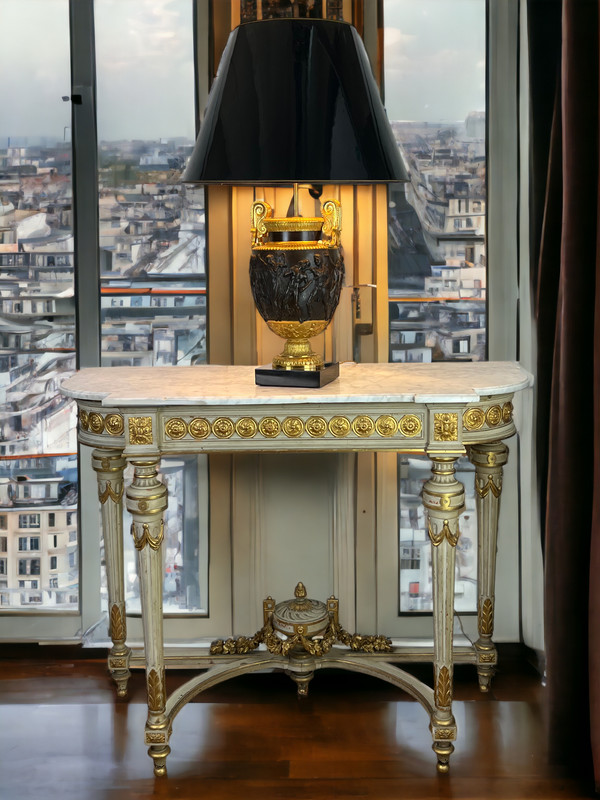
70,0 -> 100,369
69,0 -> 103,641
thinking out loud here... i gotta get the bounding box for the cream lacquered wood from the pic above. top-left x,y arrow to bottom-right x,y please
62,360 -> 531,776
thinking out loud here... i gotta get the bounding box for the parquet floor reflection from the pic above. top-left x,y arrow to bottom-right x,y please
0,648 -> 594,799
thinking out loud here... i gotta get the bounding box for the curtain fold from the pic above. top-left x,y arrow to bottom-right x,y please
530,0 -> 600,789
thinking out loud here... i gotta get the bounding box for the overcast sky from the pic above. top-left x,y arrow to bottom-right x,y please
0,0 -> 485,144
384,0 -> 486,122
0,0 -> 195,143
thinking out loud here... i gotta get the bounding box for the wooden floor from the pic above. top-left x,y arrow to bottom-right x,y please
0,647 -> 594,800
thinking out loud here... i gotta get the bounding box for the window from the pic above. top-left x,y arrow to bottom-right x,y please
0,516 -> 6,530
0,0 -> 521,646
50,556 -> 58,571
18,559 -> 41,576
95,0 -> 206,369
18,514 -> 41,529
0,0 -> 78,616
0,559 -> 6,575
385,0 -> 485,613
18,536 -> 40,551
48,513 -> 56,527
386,0 -> 486,363
452,337 -> 470,354
94,0 -> 209,617
400,545 -> 421,570
0,537 -> 6,553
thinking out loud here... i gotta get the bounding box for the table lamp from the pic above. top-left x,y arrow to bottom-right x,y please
183,17 -> 407,385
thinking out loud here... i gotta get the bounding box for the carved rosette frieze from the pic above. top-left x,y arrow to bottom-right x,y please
352,415 -> 375,437
486,405 -> 502,426
462,400 -> 514,434
463,407 -> 486,431
259,417 -> 281,437
236,417 -> 258,438
329,416 -> 351,437
282,417 -> 304,437
213,417 -> 235,438
306,416 -> 328,437
164,417 -> 187,440
88,412 -> 105,434
79,410 -> 124,437
160,412 -> 425,443
104,414 -> 125,435
399,414 -> 422,437
189,418 -> 210,439
375,415 -> 397,436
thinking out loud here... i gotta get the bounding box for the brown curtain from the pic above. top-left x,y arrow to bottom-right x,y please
530,0 -> 600,790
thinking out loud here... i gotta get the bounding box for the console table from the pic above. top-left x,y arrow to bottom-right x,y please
61,361 -> 532,776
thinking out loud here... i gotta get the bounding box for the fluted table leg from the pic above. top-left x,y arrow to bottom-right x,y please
469,442 -> 509,691
92,449 -> 129,697
423,455 -> 465,773
126,456 -> 169,777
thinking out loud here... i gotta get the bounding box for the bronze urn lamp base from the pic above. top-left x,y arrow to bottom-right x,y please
250,198 -> 344,383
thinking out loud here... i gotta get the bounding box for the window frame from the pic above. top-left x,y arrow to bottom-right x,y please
366,0 -> 527,643
0,0 -> 533,647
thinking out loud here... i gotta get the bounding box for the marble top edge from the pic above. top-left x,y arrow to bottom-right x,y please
61,362 -> 533,406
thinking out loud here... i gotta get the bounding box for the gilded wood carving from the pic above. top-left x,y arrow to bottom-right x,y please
435,666 -> 452,708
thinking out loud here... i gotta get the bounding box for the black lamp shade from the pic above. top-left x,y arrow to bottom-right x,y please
183,18 -> 408,185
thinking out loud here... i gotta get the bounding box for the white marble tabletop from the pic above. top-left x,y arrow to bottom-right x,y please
61,362 -> 532,407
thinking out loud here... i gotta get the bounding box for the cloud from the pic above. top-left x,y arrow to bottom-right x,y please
94,0 -> 195,139
383,27 -> 416,78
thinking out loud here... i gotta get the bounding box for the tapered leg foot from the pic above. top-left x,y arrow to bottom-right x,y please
149,745 -> 170,777
293,673 -> 313,697
433,741 -> 454,773
108,645 -> 131,698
